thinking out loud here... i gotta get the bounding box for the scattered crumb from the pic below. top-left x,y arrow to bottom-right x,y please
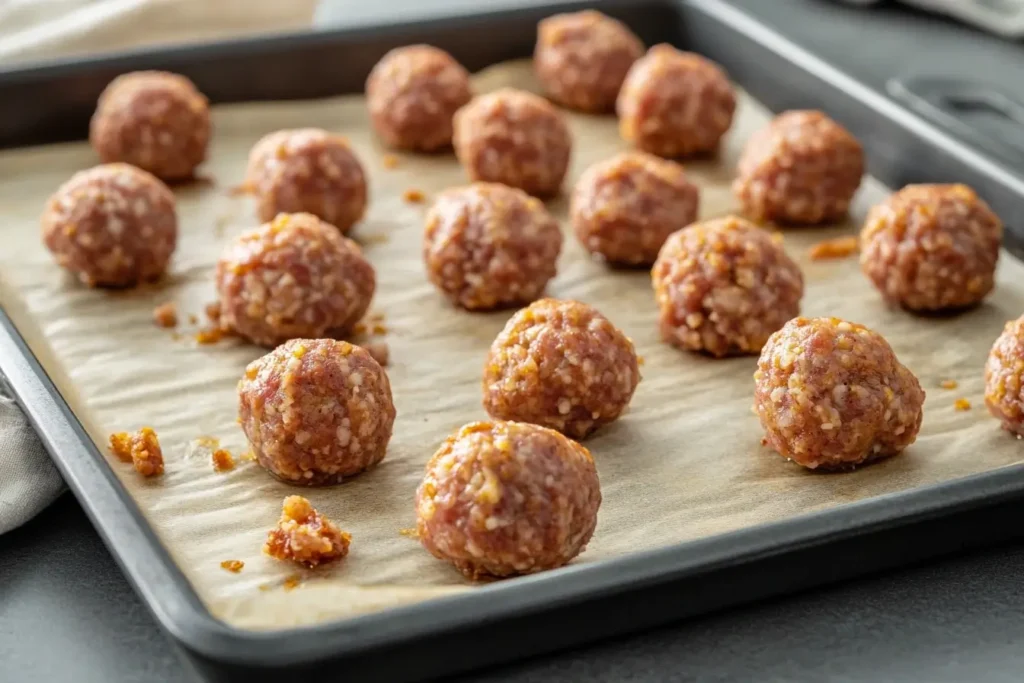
258,584 -> 272,592
637,355 -> 645,366
360,233 -> 390,245
353,322 -> 368,335
940,379 -> 959,390
188,314 -> 199,325
809,236 -> 858,260
382,154 -> 400,169
954,398 -> 972,411
398,527 -> 419,539
365,340 -> 390,367
403,188 -> 426,204
760,436 -> 769,446
263,495 -> 351,568
369,312 -> 385,322
205,301 -> 222,322
196,435 -> 220,449
227,183 -> 251,196
152,302 -> 178,328
220,560 -> 244,573
283,574 -> 303,591
109,427 -> 164,477
196,326 -> 227,345
212,448 -> 235,472
372,323 -> 388,335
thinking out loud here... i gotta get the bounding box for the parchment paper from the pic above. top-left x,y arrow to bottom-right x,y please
1,60 -> 1022,631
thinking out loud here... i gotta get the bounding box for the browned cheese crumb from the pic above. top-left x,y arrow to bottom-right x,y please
195,326 -> 227,345
382,154 -> 400,169
263,496 -> 351,568
940,379 -> 959,390
283,574 -> 302,591
152,302 -> 178,328
205,301 -> 222,322
398,527 -> 419,539
212,449 -> 235,472
955,398 -> 972,411
403,188 -> 426,204
220,560 -> 244,573
809,236 -> 858,260
109,427 -> 164,477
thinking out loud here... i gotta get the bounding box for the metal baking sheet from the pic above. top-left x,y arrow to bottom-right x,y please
1,1 -> 1024,680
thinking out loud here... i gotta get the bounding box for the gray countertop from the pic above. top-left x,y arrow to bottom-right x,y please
5,1 -> 1024,681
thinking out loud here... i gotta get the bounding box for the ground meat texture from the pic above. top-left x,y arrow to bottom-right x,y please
734,110 -> 864,225
571,151 -> 699,266
216,213 -> 375,347
616,44 -> 735,158
754,317 -> 925,470
415,420 -> 600,579
860,184 -> 1002,312
483,299 -> 640,439
366,45 -> 472,152
264,495 -> 351,567
984,315 -> 1024,435
245,128 -> 368,233
89,71 -> 209,181
652,216 -> 803,357
41,164 -> 177,287
534,10 -> 644,113
453,88 -> 572,197
238,338 -> 396,485
423,183 -> 562,310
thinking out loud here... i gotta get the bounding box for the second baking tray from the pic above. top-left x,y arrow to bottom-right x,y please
2,0 -> 1024,681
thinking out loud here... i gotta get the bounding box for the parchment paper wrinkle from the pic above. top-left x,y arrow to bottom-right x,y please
0,60 -> 1021,631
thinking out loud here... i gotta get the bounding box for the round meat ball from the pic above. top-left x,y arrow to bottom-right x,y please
616,44 -> 735,158
423,183 -> 562,310
984,315 -> 1024,436
453,88 -> 572,197
415,420 -> 601,579
216,213 -> 375,347
860,184 -> 1002,312
733,110 -> 864,225
245,128 -> 368,233
483,298 -> 640,439
239,338 -> 395,485
652,216 -> 803,357
41,163 -> 177,287
571,151 -> 699,266
754,317 -> 925,470
534,10 -> 644,113
89,71 -> 210,181
366,44 -> 473,152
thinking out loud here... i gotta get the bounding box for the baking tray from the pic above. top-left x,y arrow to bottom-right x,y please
2,0 -> 1024,681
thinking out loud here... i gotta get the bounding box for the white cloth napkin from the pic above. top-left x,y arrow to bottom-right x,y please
0,0 -> 317,534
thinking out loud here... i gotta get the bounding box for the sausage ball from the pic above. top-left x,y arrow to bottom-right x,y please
984,315 -> 1024,436
216,213 -> 375,347
754,317 -> 925,470
41,163 -> 177,287
423,183 -> 562,310
652,216 -> 803,357
366,45 -> 473,152
245,128 -> 368,233
453,88 -> 572,197
860,184 -> 1002,312
239,338 -> 395,485
616,44 -> 735,158
571,151 -> 699,266
483,299 -> 640,439
415,420 -> 601,579
734,110 -> 864,225
89,71 -> 210,181
534,10 -> 644,113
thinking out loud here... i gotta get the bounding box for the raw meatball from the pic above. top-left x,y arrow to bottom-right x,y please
734,110 -> 864,225
984,315 -> 1024,435
453,88 -> 572,197
238,338 -> 396,485
571,151 -> 699,266
483,298 -> 640,439
41,163 -> 177,287
617,44 -> 735,158
860,184 -> 1002,311
423,183 -> 562,310
366,44 -> 472,151
652,216 -> 803,357
245,128 -> 368,233
754,317 -> 925,470
534,10 -> 644,113
415,420 -> 601,579
216,213 -> 375,347
89,71 -> 210,181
